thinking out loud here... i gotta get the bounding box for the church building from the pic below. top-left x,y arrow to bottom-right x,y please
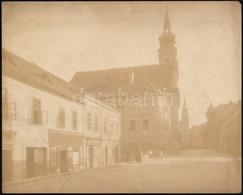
70,8 -> 181,155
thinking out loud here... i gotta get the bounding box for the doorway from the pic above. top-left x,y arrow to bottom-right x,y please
60,150 -> 68,172
26,147 -> 47,178
88,147 -> 94,168
2,150 -> 13,182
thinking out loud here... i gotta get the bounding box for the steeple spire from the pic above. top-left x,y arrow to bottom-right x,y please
182,98 -> 187,112
163,6 -> 171,32
207,101 -> 213,112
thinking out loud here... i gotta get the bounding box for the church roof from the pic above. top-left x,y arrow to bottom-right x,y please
2,49 -> 123,113
69,63 -> 173,95
69,64 -> 170,98
70,64 -> 160,85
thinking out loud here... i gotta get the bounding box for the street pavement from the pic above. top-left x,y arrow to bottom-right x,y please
2,149 -> 241,193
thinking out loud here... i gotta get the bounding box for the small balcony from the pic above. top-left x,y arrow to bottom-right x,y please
28,108 -> 48,126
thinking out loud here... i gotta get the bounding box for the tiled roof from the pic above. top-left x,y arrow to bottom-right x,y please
70,64 -> 161,84
2,48 -> 74,100
2,49 -> 122,113
69,63 -> 173,96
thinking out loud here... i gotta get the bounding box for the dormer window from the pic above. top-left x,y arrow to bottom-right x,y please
40,73 -> 52,83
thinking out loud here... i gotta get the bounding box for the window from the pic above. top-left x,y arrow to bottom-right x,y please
130,120 -> 135,131
2,88 -> 8,99
57,107 -> 65,128
143,119 -> 149,130
110,120 -> 115,135
28,97 -> 46,125
95,115 -> 99,132
72,151 -> 79,165
103,118 -> 107,134
87,113 -> 92,131
2,88 -> 9,120
72,111 -> 77,130
32,98 -> 42,125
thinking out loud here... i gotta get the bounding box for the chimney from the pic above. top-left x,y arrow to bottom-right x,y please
129,70 -> 134,84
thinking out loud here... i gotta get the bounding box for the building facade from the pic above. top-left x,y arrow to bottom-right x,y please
205,101 -> 241,156
2,49 -> 121,182
69,8 -> 181,155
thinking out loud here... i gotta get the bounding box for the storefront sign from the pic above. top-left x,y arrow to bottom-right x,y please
49,130 -> 83,147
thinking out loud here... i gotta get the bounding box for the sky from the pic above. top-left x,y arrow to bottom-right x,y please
2,1 -> 241,128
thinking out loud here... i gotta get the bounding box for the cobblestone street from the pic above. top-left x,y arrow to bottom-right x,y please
2,150 -> 241,193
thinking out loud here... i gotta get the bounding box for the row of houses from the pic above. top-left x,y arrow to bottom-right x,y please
187,100 -> 241,152
205,101 -> 241,156
2,49 -> 122,182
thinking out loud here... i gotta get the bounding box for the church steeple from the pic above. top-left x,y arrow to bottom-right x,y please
181,98 -> 189,130
157,6 -> 178,77
157,6 -> 180,133
163,7 -> 171,33
206,101 -> 214,117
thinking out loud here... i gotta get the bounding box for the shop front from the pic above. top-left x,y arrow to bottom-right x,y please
49,129 -> 84,174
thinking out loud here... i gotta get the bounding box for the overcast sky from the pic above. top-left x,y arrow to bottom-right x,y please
2,1 -> 241,128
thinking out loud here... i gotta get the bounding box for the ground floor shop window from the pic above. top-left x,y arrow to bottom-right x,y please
79,147 -> 84,169
72,151 -> 79,165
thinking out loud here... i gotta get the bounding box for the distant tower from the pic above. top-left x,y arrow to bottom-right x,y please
180,99 -> 189,149
206,101 -> 213,118
158,7 -> 180,132
181,99 -> 189,131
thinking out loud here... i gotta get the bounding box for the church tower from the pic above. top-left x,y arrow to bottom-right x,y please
179,99 -> 189,149
158,7 -> 180,132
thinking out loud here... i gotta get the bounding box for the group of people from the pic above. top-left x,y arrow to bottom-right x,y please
126,148 -> 161,163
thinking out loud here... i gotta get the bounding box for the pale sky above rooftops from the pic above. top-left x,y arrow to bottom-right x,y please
2,1 -> 241,128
